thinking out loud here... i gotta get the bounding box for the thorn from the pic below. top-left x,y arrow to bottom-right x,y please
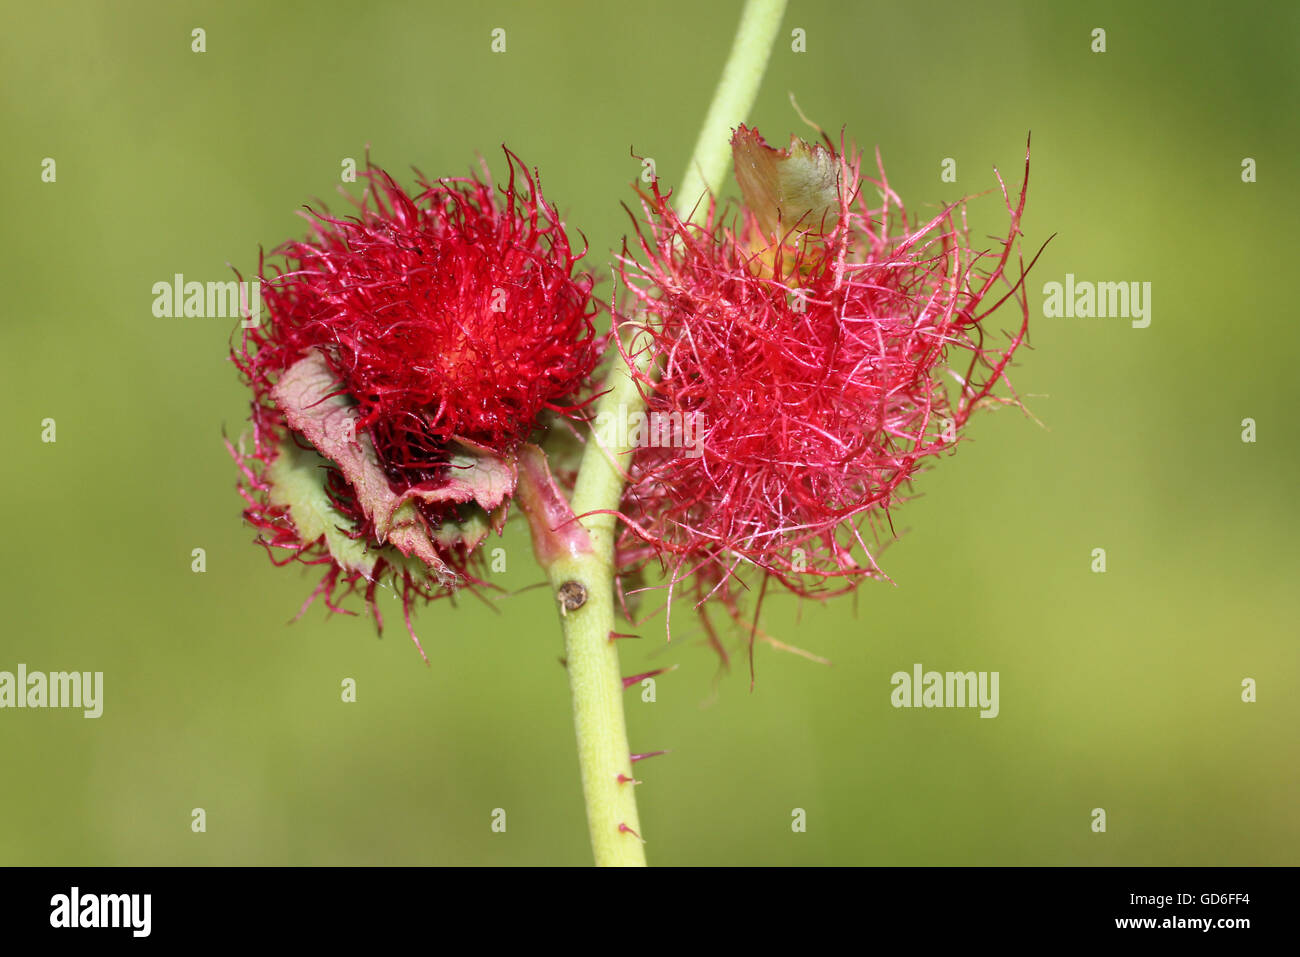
630,750 -> 669,764
608,631 -> 641,642
622,665 -> 678,689
618,822 -> 645,843
616,773 -> 642,786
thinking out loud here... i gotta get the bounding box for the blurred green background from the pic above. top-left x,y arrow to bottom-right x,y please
2,0 -> 1296,866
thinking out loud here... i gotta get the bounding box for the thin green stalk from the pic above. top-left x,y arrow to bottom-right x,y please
543,0 -> 787,867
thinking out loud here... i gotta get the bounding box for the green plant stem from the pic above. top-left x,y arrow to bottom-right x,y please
542,0 -> 787,867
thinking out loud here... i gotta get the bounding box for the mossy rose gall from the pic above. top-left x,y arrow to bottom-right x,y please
230,150 -> 599,657
614,127 -> 1038,656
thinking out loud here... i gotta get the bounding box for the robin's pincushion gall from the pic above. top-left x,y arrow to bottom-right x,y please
614,127 -> 1035,659
230,151 -> 600,658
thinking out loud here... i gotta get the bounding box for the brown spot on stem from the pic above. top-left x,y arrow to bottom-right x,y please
557,580 -> 587,614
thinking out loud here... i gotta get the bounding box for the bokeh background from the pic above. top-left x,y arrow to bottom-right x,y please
2,0 -> 1296,866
